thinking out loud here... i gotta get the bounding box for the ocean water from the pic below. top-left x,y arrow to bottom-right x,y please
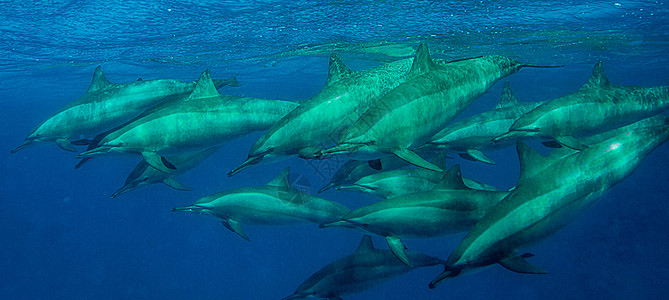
1,1 -> 668,299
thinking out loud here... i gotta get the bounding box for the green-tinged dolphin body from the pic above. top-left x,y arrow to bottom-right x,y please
110,146 -> 222,198
319,43 -> 557,172
493,61 -> 669,149
322,165 -> 508,266
172,168 -> 350,241
12,66 -> 239,153
336,167 -> 498,199
424,82 -> 544,164
78,70 -> 298,173
430,116 -> 669,288
282,235 -> 445,300
228,52 -> 415,176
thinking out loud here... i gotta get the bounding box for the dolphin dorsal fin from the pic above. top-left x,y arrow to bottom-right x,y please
267,167 -> 291,188
516,141 -> 548,184
581,61 -> 611,90
187,70 -> 220,101
87,66 -> 112,92
325,53 -> 353,86
495,82 -> 518,109
354,235 -> 375,254
408,43 -> 438,79
434,164 -> 470,190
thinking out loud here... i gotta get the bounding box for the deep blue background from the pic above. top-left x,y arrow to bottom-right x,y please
1,1 -> 668,299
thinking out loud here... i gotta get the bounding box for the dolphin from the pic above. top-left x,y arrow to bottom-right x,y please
336,166 -> 498,199
282,235 -> 445,300
322,165 -> 508,266
172,167 -> 350,241
318,43 -> 560,172
430,116 -> 669,288
12,66 -> 239,153
424,82 -> 544,164
228,52 -> 416,176
77,70 -> 298,173
493,61 -> 669,149
110,146 -> 222,198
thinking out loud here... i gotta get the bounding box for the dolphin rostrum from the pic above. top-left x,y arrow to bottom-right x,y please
282,235 -> 444,300
172,167 -> 350,241
493,61 -> 669,149
77,70 -> 298,173
12,66 -> 239,153
321,165 -> 508,266
318,43 -> 560,171
430,116 -> 669,288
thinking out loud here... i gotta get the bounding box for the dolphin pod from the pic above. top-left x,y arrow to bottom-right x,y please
11,66 -> 239,153
493,61 -> 669,149
228,52 -> 415,176
77,70 -> 299,173
13,44 -> 669,298
430,116 -> 669,288
322,165 -> 509,267
318,43 -> 560,171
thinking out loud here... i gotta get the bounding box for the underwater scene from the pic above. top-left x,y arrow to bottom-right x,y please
1,1 -> 668,299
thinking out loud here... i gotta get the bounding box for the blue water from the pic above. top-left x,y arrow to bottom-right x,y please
2,1 -> 669,299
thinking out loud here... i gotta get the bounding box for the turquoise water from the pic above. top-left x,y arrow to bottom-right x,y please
1,1 -> 668,299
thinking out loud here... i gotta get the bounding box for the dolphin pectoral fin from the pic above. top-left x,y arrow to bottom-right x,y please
142,152 -> 173,174
541,140 -> 563,148
162,178 -> 193,191
386,236 -> 412,267
394,149 -> 443,172
56,138 -> 77,152
555,136 -> 587,150
429,268 -> 462,289
499,254 -> 548,274
222,219 -> 251,241
460,149 -> 496,165
367,159 -> 382,170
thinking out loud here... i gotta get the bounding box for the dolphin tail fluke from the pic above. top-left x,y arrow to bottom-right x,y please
499,253 -> 548,274
222,219 -> 251,241
213,75 -> 241,89
11,139 -> 34,153
429,267 -> 462,289
228,155 -> 264,177
386,236 -> 413,267
394,149 -> 443,172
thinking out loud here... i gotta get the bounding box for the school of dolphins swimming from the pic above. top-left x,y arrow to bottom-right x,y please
12,43 -> 669,299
